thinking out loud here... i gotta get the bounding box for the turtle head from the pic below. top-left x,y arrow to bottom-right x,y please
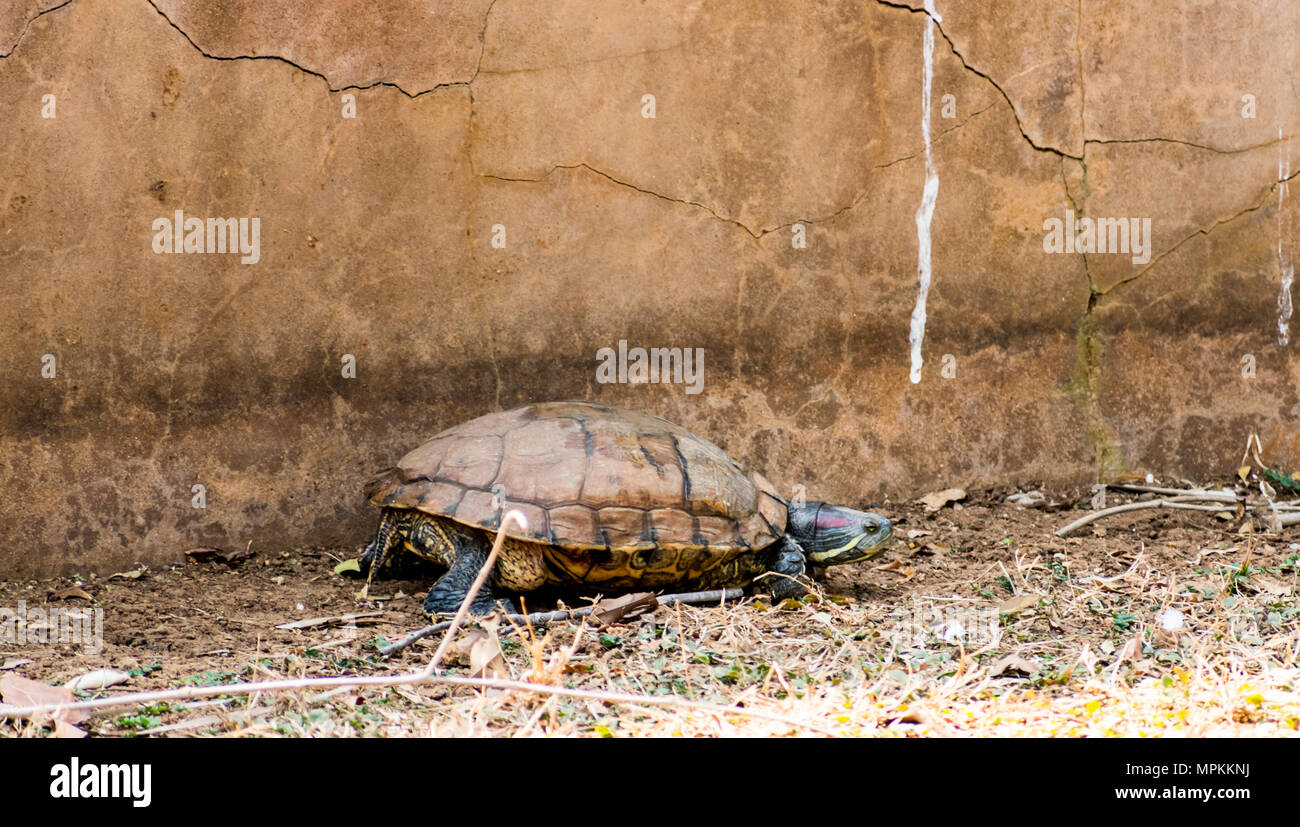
785,502 -> 892,565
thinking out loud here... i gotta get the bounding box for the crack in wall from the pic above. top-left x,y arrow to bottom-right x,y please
874,0 -> 1083,161
124,0 -> 985,239
474,103 -> 997,240
20,0 -> 1266,247
10,0 -> 1299,484
0,0 -> 73,58
142,0 -> 494,98
1058,156 -> 1122,479
1075,0 -> 1087,155
1065,164 -> 1300,479
1104,166 -> 1300,297
1088,135 -> 1298,156
479,164 -> 769,239
870,2 -> 1300,478
12,0 -> 1292,248
875,0 -> 1298,158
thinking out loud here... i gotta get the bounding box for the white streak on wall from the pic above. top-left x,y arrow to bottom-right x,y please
1278,127 -> 1293,347
909,1 -> 942,383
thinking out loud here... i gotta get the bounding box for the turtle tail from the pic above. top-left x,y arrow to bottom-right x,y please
361,508 -> 403,596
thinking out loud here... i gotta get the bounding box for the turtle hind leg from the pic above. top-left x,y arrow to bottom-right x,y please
764,536 -> 814,602
421,527 -> 519,616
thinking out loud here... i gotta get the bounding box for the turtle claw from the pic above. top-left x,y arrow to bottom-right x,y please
767,574 -> 813,602
423,588 -> 518,617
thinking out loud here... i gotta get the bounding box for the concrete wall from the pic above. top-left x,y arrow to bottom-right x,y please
2,0 -> 1298,576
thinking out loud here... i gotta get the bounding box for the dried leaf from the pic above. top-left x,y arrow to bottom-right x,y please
988,655 -> 1041,677
1238,465 -> 1252,481
63,669 -> 131,692
997,593 -> 1040,614
0,673 -> 86,724
1109,472 -> 1150,484
223,543 -> 254,564
890,707 -> 943,728
588,592 -> 658,627
919,488 -> 966,512
333,558 -> 362,575
185,546 -> 252,566
52,720 -> 87,739
0,659 -> 33,671
465,623 -> 507,679
52,585 -> 93,601
1114,635 -> 1144,665
876,560 -> 915,578
108,566 -> 146,580
1251,577 -> 1293,597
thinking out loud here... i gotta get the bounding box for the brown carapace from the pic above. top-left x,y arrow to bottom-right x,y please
361,401 -> 892,614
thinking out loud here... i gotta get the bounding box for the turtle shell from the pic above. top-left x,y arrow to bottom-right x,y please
365,401 -> 788,555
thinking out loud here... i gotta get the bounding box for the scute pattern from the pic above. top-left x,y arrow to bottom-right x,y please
366,401 -> 789,555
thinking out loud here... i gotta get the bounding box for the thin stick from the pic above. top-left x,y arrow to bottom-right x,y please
0,663 -> 825,734
276,611 -> 382,631
1055,497 -> 1240,537
0,518 -> 793,733
1072,552 -> 1145,586
379,588 -> 744,657
1108,484 -> 1240,501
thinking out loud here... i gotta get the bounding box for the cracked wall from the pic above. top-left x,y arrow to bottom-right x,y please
1,0 -> 1298,576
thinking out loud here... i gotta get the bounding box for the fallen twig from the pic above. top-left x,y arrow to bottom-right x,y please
0,515 -> 817,734
423,510 -> 524,673
378,588 -> 744,657
0,673 -> 826,735
0,524 -> 806,733
1108,484 -> 1239,501
275,611 -> 382,630
1073,552 -> 1146,586
1055,496 -> 1239,537
136,706 -> 275,736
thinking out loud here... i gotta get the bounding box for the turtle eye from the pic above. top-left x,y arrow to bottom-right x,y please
864,523 -> 877,534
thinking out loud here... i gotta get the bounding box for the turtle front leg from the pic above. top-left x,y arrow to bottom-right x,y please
359,508 -> 405,597
421,527 -> 519,616
764,535 -> 815,601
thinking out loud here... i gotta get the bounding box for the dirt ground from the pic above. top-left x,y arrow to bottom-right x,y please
3,484 -> 1299,737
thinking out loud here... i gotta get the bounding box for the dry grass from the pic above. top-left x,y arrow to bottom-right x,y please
4,494 -> 1300,737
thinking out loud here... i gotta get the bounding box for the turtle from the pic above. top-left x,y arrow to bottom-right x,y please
359,401 -> 893,615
